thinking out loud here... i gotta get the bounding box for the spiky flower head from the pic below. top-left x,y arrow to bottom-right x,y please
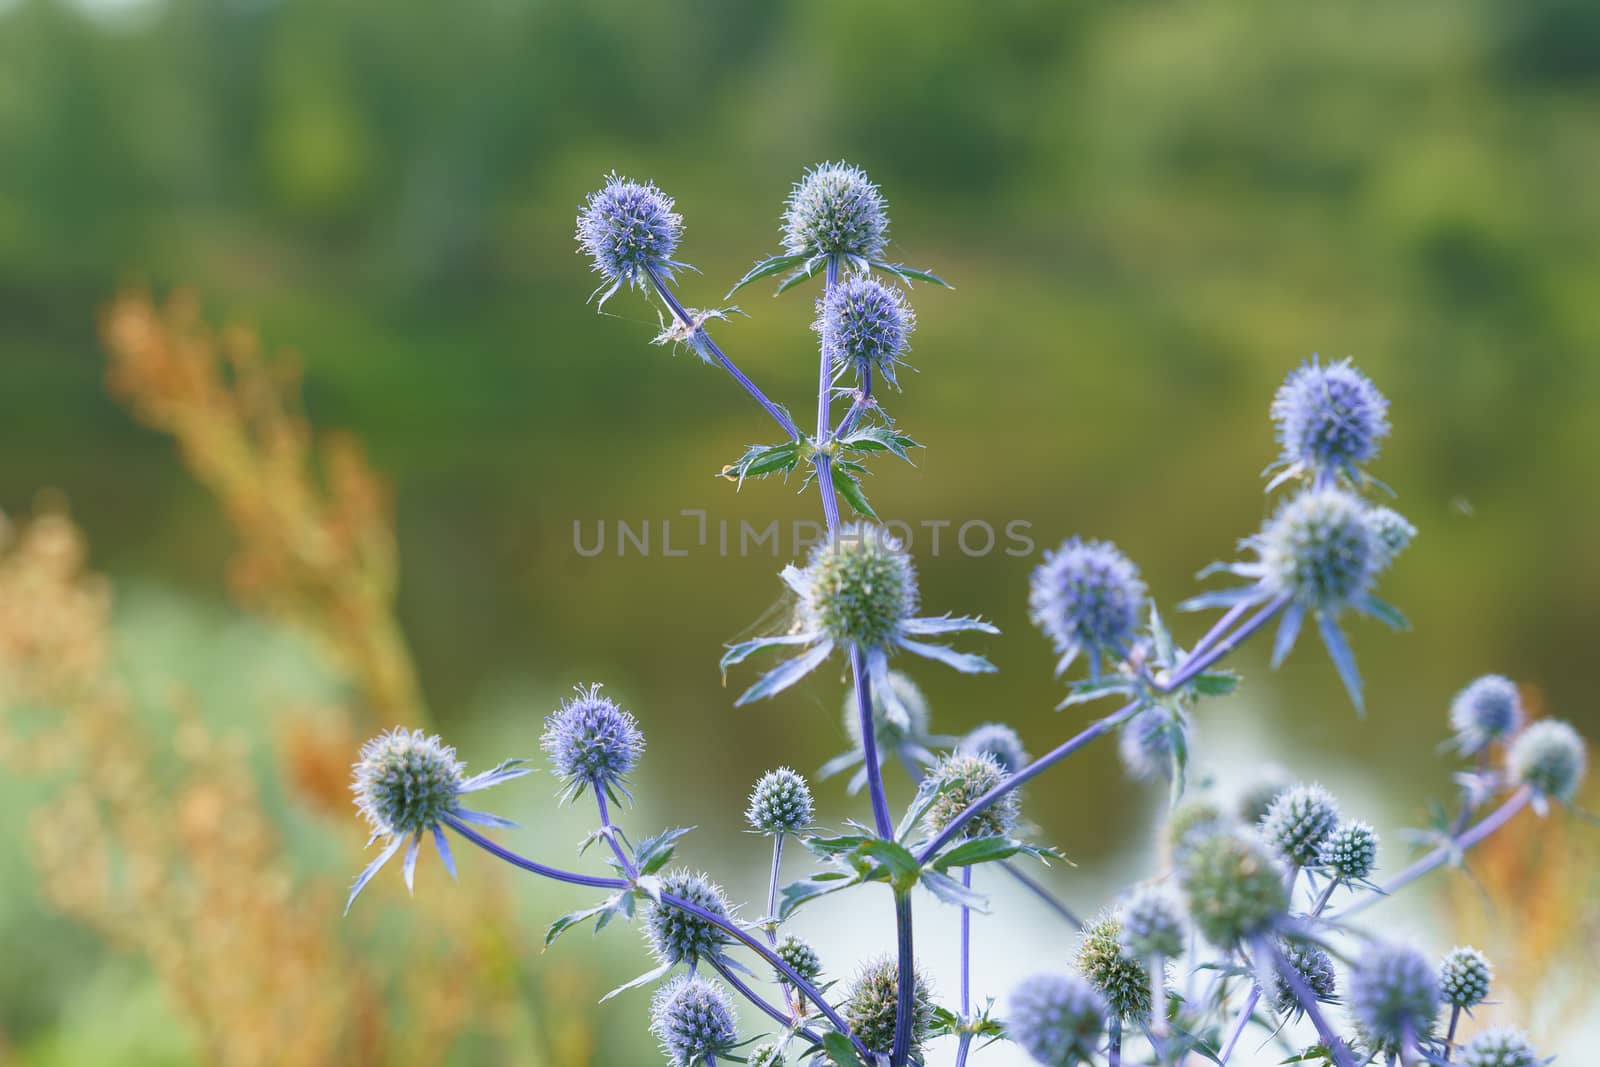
1449,675 -> 1524,756
818,276 -> 914,388
353,728 -> 464,841
843,669 -> 931,750
924,751 -> 1018,840
797,524 -> 918,649
748,1044 -> 786,1067
1076,913 -> 1152,1021
1272,940 -> 1339,1018
1458,1029 -> 1544,1067
960,722 -> 1029,774
1270,357 -> 1390,485
1347,943 -> 1439,1053
1258,488 -> 1380,613
746,767 -> 814,836
1236,770 -> 1290,825
1177,828 -> 1288,945
1508,720 -> 1587,803
775,933 -> 822,987
1007,973 -> 1106,1067
541,684 -> 644,803
839,956 -> 934,1061
1260,783 -> 1342,867
1029,537 -> 1146,679
1162,798 -> 1226,864
1118,707 -> 1182,782
783,162 -> 888,263
644,869 -> 733,966
1118,885 -> 1186,960
576,174 -> 685,306
1319,821 -> 1379,882
649,974 -> 738,1066
1439,946 -> 1493,1010
1366,505 -> 1416,572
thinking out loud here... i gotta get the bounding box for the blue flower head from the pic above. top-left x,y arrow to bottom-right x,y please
817,276 -> 914,388
1076,912 -> 1153,1021
1272,940 -> 1338,1020
745,767 -> 814,836
1450,675 -> 1524,756
775,933 -> 823,988
783,161 -> 888,265
650,974 -> 738,1066
1029,537 -> 1146,680
1439,946 -> 1492,1010
924,751 -> 1018,840
960,722 -> 1030,775
1118,706 -> 1184,783
723,524 -> 997,706
1118,884 -> 1186,960
840,956 -> 934,1061
1186,486 -> 1405,712
1269,357 -> 1390,488
577,173 -> 687,308
749,1044 -> 786,1067
1177,827 -> 1288,946
1507,719 -> 1586,805
644,868 -> 734,967
1366,505 -> 1416,572
1458,1028 -> 1546,1067
1259,783 -> 1342,867
1348,942 -> 1439,1054
1006,973 -> 1106,1067
541,683 -> 645,804
346,728 -> 531,913
823,669 -> 952,793
1319,820 -> 1379,883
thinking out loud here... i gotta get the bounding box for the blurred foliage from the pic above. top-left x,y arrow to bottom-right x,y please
1,0 -> 1598,1062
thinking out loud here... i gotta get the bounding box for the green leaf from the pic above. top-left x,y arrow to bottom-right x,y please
895,773 -> 959,842
821,1032 -> 865,1067
633,826 -> 695,876
1149,603 -> 1176,664
778,870 -> 860,920
839,425 -> 921,464
544,899 -> 613,948
858,838 -> 922,894
920,868 -> 989,911
835,472 -> 878,519
721,441 -> 803,487
775,259 -> 826,294
930,835 -> 1025,871
725,253 -> 811,298
1169,721 -> 1190,808
870,261 -> 952,288
1189,671 -> 1240,697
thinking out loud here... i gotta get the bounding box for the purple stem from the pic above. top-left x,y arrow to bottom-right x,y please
1271,944 -> 1356,1067
891,892 -> 917,1065
645,264 -> 800,441
835,363 -> 875,438
709,955 -> 816,1040
1000,860 -> 1084,929
954,866 -> 974,1067
594,789 -> 638,880
1217,987 -> 1260,1064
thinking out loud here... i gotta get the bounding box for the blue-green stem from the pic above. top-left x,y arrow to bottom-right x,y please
953,866 -> 974,1067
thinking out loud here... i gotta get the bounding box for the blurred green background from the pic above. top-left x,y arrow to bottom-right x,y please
2,0 -> 1598,1063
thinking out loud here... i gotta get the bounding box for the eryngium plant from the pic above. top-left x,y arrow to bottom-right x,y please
339,161 -> 1592,1067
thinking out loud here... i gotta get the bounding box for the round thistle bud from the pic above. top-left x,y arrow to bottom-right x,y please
1118,885 -> 1186,960
775,933 -> 822,987
649,974 -> 738,1066
352,728 -> 464,839
839,957 -> 934,1061
1319,821 -> 1379,883
1347,943 -> 1439,1052
1007,973 -> 1106,1067
1162,799 -> 1226,863
1450,675 -> 1524,756
782,162 -> 888,262
541,684 -> 644,802
1271,357 -> 1390,482
1236,769 -> 1291,826
1029,538 -> 1146,677
576,174 -> 683,297
1258,488 -> 1380,612
924,752 -> 1018,841
1458,1029 -> 1542,1067
818,276 -> 914,388
644,869 -> 732,966
843,669 -> 931,749
1177,829 -> 1288,946
797,524 -> 918,649
1272,940 -> 1338,1018
960,722 -> 1029,775
1508,720 -> 1587,802
1260,783 -> 1342,867
1076,913 -> 1152,1021
1438,946 -> 1492,1010
1118,707 -> 1181,783
1366,505 -> 1416,572
749,1044 -> 786,1067
746,768 -> 814,836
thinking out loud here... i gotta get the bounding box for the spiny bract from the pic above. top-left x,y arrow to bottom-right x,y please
1029,537 -> 1145,679
1075,913 -> 1153,1021
745,767 -> 814,835
644,869 -> 732,966
1260,783 -> 1342,867
923,751 -> 1018,840
782,161 -> 888,263
649,974 -> 738,1066
1007,973 -> 1106,1067
541,683 -> 645,802
748,1044 -> 785,1067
